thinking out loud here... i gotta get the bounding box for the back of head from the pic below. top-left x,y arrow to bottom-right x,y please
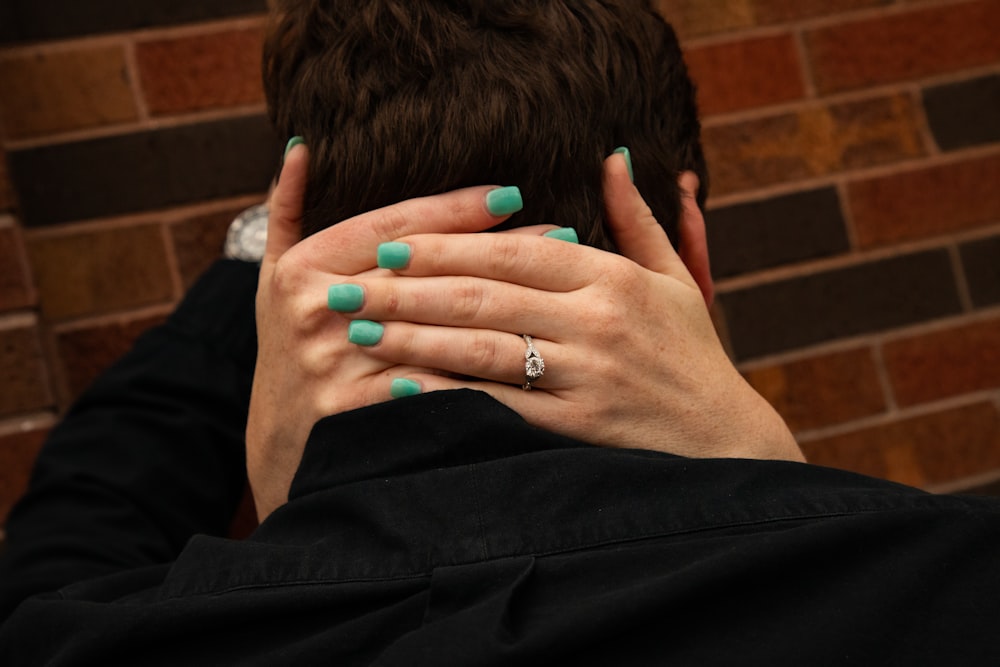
263,0 -> 706,249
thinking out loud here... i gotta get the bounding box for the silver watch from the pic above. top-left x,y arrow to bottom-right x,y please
224,204 -> 270,262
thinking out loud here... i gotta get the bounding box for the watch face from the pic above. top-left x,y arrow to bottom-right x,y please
224,204 -> 270,261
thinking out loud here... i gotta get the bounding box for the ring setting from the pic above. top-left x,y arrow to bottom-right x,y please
522,335 -> 545,390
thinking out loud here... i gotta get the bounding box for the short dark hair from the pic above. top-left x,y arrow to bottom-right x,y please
263,0 -> 707,250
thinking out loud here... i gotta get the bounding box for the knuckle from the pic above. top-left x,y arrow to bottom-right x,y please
485,235 -> 529,277
450,278 -> 488,322
370,205 -> 411,241
463,334 -> 503,372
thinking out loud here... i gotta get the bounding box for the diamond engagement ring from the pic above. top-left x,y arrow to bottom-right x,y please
522,335 -> 545,390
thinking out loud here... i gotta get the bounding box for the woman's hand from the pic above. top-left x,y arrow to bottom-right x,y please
340,153 -> 804,463
246,142 -> 536,520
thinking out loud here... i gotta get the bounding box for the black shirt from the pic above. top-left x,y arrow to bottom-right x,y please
2,261 -> 999,665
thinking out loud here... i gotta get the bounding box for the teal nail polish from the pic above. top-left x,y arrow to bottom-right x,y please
390,378 -> 422,398
348,320 -> 384,346
614,146 -> 634,183
284,136 -> 305,160
485,186 -> 523,216
543,227 -> 579,244
377,242 -> 411,270
327,284 -> 364,312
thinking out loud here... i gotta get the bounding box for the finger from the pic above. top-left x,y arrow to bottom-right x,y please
676,172 -> 715,307
379,232 -> 602,291
358,322 -> 570,390
303,185 -> 525,275
331,275 -> 565,332
264,138 -> 309,269
601,150 -> 690,281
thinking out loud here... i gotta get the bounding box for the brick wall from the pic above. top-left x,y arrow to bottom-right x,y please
0,0 -> 998,534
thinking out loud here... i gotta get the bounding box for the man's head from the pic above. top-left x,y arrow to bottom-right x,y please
263,0 -> 706,250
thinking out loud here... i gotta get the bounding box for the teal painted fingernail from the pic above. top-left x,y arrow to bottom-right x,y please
485,186 -> 523,216
614,146 -> 634,183
390,378 -> 422,398
284,136 -> 305,160
377,242 -> 411,269
327,284 -> 364,312
348,320 -> 384,346
543,227 -> 579,244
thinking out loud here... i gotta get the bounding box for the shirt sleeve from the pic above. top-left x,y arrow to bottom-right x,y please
0,259 -> 259,623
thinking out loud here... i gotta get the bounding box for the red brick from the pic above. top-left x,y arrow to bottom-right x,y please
0,427 -> 47,524
56,314 -> 166,400
752,0 -> 891,24
848,153 -> 1000,248
704,94 -> 924,195
883,318 -> 1000,408
656,0 -> 754,38
744,347 -> 886,432
0,226 -> 34,312
686,34 -> 805,116
0,46 -> 138,140
136,28 -> 265,116
27,225 -> 173,321
806,0 -> 1000,94
170,207 -> 245,289
0,325 -> 51,417
801,403 -> 1000,488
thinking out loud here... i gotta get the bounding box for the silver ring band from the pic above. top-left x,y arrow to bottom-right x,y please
522,334 -> 545,390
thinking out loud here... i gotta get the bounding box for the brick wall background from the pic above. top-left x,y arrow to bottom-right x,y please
0,0 -> 998,536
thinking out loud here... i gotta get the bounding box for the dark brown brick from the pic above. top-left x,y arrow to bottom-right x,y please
718,249 -> 963,361
0,226 -> 34,312
883,318 -> 1000,408
8,115 -> 279,227
685,34 -> 805,116
0,325 -> 51,416
0,427 -> 47,524
27,225 -> 173,321
706,187 -> 849,279
961,236 -> 1000,309
924,74 -> 1000,152
848,154 -> 1000,249
0,46 -> 137,140
56,314 -> 166,399
801,402 -> 1000,488
744,347 -> 886,432
170,207 -> 246,289
137,27 -> 265,116
704,95 -> 924,195
0,0 -> 266,43
0,146 -> 15,212
806,0 -> 1000,94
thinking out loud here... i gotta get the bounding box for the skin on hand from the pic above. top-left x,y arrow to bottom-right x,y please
248,145 -> 803,521
247,143 -> 533,521
343,152 -> 804,463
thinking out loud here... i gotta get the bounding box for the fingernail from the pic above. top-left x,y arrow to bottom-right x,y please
377,242 -> 411,270
485,186 -> 523,216
390,378 -> 422,398
327,284 -> 364,312
543,227 -> 579,244
613,146 -> 634,183
348,320 -> 384,346
284,136 -> 305,160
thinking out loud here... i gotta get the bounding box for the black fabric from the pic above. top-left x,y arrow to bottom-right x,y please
2,260 -> 1000,665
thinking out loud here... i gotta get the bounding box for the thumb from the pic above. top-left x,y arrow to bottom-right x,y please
602,148 -> 692,282
263,137 -> 309,268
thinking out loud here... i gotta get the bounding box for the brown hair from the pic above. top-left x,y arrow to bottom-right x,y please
263,0 -> 706,249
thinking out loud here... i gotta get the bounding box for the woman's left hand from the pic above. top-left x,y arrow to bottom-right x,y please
343,154 -> 804,462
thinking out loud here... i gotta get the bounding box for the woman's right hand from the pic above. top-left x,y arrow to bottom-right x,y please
246,142 -> 534,520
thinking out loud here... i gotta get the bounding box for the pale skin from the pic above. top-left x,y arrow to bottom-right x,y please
248,143 -> 803,521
